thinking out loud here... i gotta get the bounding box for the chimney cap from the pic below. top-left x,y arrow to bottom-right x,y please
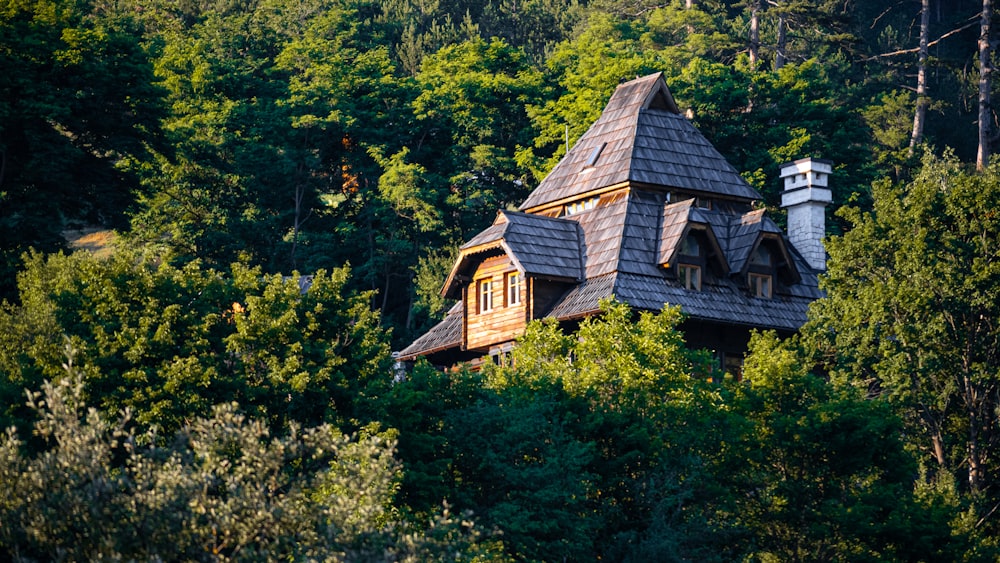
779,156 -> 834,168
779,157 -> 834,177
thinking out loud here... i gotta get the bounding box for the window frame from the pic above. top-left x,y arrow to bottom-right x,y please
748,272 -> 772,299
678,264 -> 702,291
478,278 -> 494,313
506,271 -> 522,306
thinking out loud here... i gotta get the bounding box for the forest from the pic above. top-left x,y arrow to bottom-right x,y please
2,0 -> 1000,560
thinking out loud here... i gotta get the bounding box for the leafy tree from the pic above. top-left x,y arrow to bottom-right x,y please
0,249 -> 390,436
395,302 -> 730,561
733,331 -> 964,562
411,37 -> 543,235
0,0 -> 163,299
0,369 -> 505,561
671,57 -> 877,208
521,14 -> 668,178
807,152 -> 1000,535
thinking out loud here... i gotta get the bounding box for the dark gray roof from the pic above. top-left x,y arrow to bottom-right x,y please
444,211 -> 582,297
612,272 -> 812,331
658,199 -> 694,264
546,272 -> 617,320
519,73 -> 760,211
494,211 -> 583,280
536,190 -> 820,329
571,198 -> 628,278
398,301 -> 463,359
658,200 -> 728,274
723,209 -> 783,272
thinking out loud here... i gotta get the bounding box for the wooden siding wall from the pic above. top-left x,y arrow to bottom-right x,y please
465,255 -> 527,350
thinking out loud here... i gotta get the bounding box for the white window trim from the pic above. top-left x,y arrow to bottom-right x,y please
479,279 -> 494,312
507,272 -> 522,306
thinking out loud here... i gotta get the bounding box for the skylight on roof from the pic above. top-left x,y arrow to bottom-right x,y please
584,142 -> 606,168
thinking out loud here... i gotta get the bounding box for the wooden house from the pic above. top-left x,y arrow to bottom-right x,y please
398,72 -> 829,374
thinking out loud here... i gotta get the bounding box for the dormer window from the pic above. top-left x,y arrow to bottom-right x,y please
677,233 -> 705,291
679,264 -> 701,290
748,244 -> 773,298
749,273 -> 772,298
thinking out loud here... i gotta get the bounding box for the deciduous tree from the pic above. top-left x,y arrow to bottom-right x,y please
808,153 -> 1000,532
0,369 -> 504,561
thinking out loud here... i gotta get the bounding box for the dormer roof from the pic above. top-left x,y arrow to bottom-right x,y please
519,72 -> 761,212
442,211 -> 582,299
721,209 -> 800,283
658,199 -> 729,275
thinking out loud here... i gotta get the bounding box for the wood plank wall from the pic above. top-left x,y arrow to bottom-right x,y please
465,255 -> 527,350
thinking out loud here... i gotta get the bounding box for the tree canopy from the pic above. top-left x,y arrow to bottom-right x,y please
3,0 -> 1000,559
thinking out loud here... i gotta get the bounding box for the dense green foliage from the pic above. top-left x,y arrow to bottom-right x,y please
807,153 -> 1000,548
0,251 -> 390,436
0,371 -> 504,561
2,0 -> 995,337
4,0 -> 1000,559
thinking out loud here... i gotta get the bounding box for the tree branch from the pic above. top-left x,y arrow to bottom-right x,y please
864,20 -> 978,61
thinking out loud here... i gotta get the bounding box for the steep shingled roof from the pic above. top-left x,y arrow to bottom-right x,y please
531,190 -> 820,327
519,73 -> 761,211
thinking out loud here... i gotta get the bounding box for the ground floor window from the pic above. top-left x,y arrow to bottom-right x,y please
723,353 -> 743,382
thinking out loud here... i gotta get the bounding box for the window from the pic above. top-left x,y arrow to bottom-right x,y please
748,243 -> 774,298
723,353 -> 743,382
490,343 -> 514,367
750,244 -> 771,266
479,279 -> 494,312
678,264 -> 701,291
680,234 -> 701,257
506,272 -> 522,306
584,142 -> 607,167
749,273 -> 772,298
566,196 -> 598,216
676,233 -> 703,290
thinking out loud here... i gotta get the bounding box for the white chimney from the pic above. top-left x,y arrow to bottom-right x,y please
779,158 -> 832,271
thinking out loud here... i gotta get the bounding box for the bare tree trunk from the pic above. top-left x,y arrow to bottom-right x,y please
775,13 -> 787,70
749,0 -> 761,70
686,0 -> 694,8
977,0 -> 993,171
910,0 -> 930,151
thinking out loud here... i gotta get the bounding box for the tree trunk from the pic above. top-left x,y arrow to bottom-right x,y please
775,13 -> 787,70
909,0 -> 930,151
977,0 -> 993,171
749,0 -> 761,70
